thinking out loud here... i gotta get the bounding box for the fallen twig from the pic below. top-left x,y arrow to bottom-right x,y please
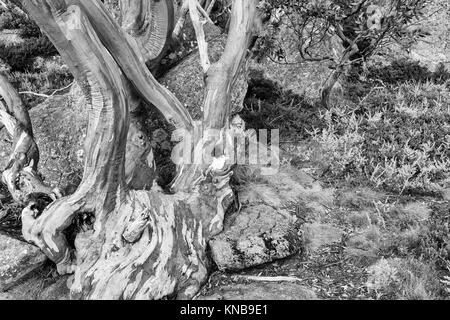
232,275 -> 304,283
19,81 -> 74,99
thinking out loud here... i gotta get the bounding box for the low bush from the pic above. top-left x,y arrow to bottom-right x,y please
294,61 -> 450,195
0,3 -> 42,38
366,257 -> 442,300
0,36 -> 57,72
417,202 -> 450,270
6,56 -> 73,107
365,59 -> 450,86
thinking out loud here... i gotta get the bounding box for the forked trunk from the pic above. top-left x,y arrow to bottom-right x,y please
14,0 -> 258,300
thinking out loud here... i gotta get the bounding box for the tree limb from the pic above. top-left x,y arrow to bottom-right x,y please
171,0 -> 259,191
189,0 -> 212,73
203,0 -> 259,130
118,0 -> 175,68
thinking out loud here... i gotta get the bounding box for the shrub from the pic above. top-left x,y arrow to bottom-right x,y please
366,257 -> 442,300
0,4 -> 42,38
6,56 -> 73,108
0,36 -> 57,72
365,59 -> 450,85
0,5 -> 23,30
296,60 -> 450,194
417,202 -> 450,270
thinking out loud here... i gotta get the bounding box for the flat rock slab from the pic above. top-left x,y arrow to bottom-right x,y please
210,167 -> 336,270
198,282 -> 317,300
209,167 -> 336,271
0,234 -> 47,292
210,204 -> 301,271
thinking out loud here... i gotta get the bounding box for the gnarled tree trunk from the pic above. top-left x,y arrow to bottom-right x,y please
119,0 -> 174,69
9,0 -> 259,300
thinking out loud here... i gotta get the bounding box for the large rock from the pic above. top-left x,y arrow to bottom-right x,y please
210,166 -> 335,270
0,234 -> 46,292
198,282 -> 317,300
210,204 -> 301,271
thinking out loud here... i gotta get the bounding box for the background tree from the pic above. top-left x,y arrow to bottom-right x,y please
256,0 -> 428,106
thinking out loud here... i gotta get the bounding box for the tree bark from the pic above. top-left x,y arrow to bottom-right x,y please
15,0 -> 258,300
171,0 -> 258,192
100,0 -> 171,190
119,0 -> 174,70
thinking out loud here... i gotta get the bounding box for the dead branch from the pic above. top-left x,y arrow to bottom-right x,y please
189,0 -> 212,72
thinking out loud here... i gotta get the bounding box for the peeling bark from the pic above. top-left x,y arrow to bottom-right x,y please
118,0 -> 174,69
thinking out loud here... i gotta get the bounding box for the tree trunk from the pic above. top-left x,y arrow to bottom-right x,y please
104,0 -> 175,70
171,0 -> 258,192
119,0 -> 174,70
321,42 -> 359,108
15,0 -> 258,300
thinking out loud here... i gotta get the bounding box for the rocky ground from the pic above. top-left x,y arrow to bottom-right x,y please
2,144 -> 447,299
2,118 -> 450,299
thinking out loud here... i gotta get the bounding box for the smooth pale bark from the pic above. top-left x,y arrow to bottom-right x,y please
100,1 -> 165,189
171,0 -> 259,192
20,2 -> 132,274
173,0 -> 190,41
113,0 -> 173,187
16,0 -> 256,300
188,0 -> 212,73
173,0 -> 207,41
